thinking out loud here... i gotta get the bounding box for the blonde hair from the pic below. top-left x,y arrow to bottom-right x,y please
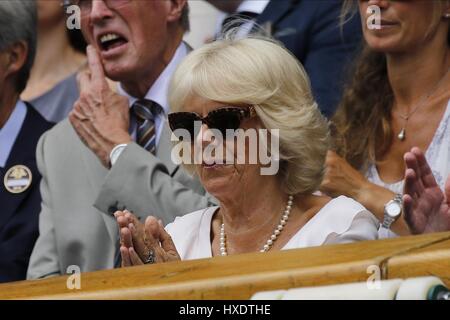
169,36 -> 330,195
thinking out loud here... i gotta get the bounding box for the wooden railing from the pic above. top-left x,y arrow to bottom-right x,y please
0,232 -> 449,299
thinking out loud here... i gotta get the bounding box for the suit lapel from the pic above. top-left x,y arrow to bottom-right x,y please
256,0 -> 300,37
0,106 -> 52,231
78,132 -> 118,244
156,121 -> 179,176
0,158 -> 39,232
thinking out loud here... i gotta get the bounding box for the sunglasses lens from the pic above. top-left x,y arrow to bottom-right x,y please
168,112 -> 199,141
207,108 -> 244,137
169,108 -> 250,141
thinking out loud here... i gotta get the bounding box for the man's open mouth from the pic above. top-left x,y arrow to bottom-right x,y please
98,33 -> 128,52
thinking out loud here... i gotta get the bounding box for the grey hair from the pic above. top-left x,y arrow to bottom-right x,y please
0,0 -> 37,93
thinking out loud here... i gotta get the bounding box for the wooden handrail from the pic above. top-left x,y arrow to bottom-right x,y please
0,232 -> 449,299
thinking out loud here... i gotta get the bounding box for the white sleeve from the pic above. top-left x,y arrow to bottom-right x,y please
323,210 -> 380,244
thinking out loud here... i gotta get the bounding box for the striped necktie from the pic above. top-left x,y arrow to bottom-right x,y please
132,99 -> 162,154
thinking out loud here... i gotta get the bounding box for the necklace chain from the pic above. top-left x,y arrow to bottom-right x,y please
397,68 -> 450,141
219,195 -> 294,256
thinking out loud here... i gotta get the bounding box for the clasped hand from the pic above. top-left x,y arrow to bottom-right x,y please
114,211 -> 181,267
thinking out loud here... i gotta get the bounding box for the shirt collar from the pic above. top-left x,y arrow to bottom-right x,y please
118,42 -> 189,116
236,0 -> 269,14
0,100 -> 27,168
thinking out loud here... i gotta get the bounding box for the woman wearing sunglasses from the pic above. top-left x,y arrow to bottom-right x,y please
114,36 -> 379,266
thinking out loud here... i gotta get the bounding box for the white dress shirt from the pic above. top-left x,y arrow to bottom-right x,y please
0,100 -> 27,168
117,42 -> 189,147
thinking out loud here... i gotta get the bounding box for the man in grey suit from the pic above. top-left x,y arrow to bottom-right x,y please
27,0 -> 215,279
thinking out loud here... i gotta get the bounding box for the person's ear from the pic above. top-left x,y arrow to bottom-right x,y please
167,0 -> 187,24
3,41 -> 28,79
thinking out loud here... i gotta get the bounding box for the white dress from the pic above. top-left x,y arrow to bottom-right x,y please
165,196 -> 379,260
367,100 -> 450,238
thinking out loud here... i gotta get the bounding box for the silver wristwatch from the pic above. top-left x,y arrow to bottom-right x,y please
382,193 -> 403,230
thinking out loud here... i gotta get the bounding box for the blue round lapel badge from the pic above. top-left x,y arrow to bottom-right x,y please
4,165 -> 33,194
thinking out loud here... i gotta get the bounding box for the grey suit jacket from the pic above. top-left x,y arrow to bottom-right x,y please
27,119 -> 216,279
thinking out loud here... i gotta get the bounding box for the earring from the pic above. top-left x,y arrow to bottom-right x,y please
445,13 -> 450,19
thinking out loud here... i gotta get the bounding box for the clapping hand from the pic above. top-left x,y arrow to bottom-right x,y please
114,211 -> 181,266
403,147 -> 450,234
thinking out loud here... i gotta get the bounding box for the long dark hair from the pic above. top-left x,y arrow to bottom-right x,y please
332,1 -> 450,172
331,47 -> 393,172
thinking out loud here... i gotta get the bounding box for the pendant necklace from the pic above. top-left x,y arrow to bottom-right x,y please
397,68 -> 450,141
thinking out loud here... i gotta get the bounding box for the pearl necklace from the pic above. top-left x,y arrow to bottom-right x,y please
219,195 -> 294,256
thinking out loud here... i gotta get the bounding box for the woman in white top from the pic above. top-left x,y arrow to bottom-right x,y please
319,1 -> 450,237
114,35 -> 379,265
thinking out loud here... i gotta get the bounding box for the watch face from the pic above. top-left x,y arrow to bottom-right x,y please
386,201 -> 401,218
